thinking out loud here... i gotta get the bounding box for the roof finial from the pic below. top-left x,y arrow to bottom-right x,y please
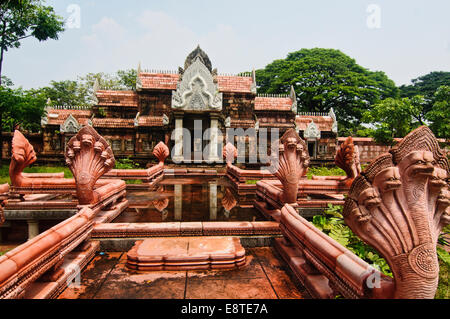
93,78 -> 100,93
250,68 -> 257,94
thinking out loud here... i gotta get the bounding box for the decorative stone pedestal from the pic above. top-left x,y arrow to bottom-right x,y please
126,237 -> 246,271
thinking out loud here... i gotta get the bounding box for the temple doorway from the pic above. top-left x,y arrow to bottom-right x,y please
183,115 -> 210,162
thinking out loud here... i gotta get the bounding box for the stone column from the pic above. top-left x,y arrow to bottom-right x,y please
27,220 -> 39,240
174,184 -> 182,221
209,182 -> 217,220
173,114 -> 184,162
209,115 -> 220,162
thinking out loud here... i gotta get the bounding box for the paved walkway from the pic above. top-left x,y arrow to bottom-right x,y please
58,247 -> 310,299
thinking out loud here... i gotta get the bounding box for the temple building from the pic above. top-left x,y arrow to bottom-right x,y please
39,46 -> 338,165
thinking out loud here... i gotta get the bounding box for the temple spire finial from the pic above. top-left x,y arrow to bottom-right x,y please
184,45 -> 212,72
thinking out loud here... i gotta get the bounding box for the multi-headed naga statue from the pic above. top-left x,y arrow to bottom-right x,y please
270,128 -> 310,204
344,126 -> 449,298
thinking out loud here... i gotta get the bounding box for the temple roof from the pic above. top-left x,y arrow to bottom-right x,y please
92,118 -> 135,129
295,115 -> 334,132
254,96 -> 293,111
96,90 -> 138,107
137,115 -> 164,127
45,108 -> 92,126
138,72 -> 179,90
137,72 -> 254,93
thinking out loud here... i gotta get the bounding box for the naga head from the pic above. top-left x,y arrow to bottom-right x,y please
398,151 -> 435,178
373,167 -> 402,193
10,130 -> 37,187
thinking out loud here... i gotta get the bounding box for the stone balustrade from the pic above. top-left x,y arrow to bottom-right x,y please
0,206 -> 97,299
275,204 -> 394,299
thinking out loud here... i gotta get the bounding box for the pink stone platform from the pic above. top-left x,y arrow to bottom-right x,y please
126,237 -> 246,271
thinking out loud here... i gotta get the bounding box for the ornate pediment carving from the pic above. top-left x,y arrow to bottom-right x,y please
304,120 -> 320,140
172,54 -> 222,112
60,114 -> 81,133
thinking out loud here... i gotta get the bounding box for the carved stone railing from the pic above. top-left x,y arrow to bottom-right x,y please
343,126 -> 449,298
9,128 -> 126,208
0,206 -> 98,299
275,204 -> 394,299
0,127 -> 129,299
0,184 -> 8,225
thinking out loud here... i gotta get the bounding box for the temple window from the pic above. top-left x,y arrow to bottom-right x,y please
142,141 -> 151,151
318,144 -> 327,154
112,140 -> 121,151
125,140 -> 134,151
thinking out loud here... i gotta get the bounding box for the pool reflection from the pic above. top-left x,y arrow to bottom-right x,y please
114,177 -> 264,223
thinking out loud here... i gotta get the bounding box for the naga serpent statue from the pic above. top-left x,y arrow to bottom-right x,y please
343,126 -> 449,298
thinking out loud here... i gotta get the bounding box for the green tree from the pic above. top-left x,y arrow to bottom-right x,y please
40,79 -> 88,107
255,48 -> 398,135
400,72 -> 450,118
0,85 -> 46,133
0,0 -> 64,161
0,0 -> 65,85
400,71 -> 450,100
426,85 -> 450,138
77,72 -> 122,104
362,96 -> 425,144
116,69 -> 137,90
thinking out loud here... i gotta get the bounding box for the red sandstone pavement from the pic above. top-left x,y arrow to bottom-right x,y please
57,247 -> 310,299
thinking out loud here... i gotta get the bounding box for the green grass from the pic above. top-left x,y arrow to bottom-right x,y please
0,164 -> 73,184
307,166 -> 346,179
0,249 -> 11,256
436,256 -> 449,299
125,179 -> 143,184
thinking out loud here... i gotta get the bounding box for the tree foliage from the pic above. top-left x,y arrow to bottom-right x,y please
399,71 -> 450,123
255,48 -> 398,135
426,85 -> 450,138
0,0 -> 65,84
0,85 -> 46,132
362,96 -> 425,144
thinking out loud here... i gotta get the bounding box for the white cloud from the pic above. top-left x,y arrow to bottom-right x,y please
76,11 -> 268,75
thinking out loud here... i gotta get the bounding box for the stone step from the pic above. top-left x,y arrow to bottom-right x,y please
126,236 -> 246,271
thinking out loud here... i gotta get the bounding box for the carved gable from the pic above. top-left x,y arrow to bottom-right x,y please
60,114 -> 81,133
172,56 -> 222,112
304,120 -> 321,140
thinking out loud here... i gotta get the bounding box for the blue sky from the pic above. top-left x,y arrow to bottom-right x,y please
3,0 -> 450,89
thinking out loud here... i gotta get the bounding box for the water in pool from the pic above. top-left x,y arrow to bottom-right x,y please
114,176 -> 265,223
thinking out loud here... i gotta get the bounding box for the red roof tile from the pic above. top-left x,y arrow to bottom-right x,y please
46,109 -> 92,126
138,73 -> 179,90
254,97 -> 293,111
96,90 -> 138,107
138,72 -> 255,94
137,116 -> 164,127
230,119 -> 255,128
216,75 -> 253,93
92,118 -> 134,129
295,115 -> 334,132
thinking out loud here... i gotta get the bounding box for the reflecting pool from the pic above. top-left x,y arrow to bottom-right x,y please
114,176 -> 265,223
